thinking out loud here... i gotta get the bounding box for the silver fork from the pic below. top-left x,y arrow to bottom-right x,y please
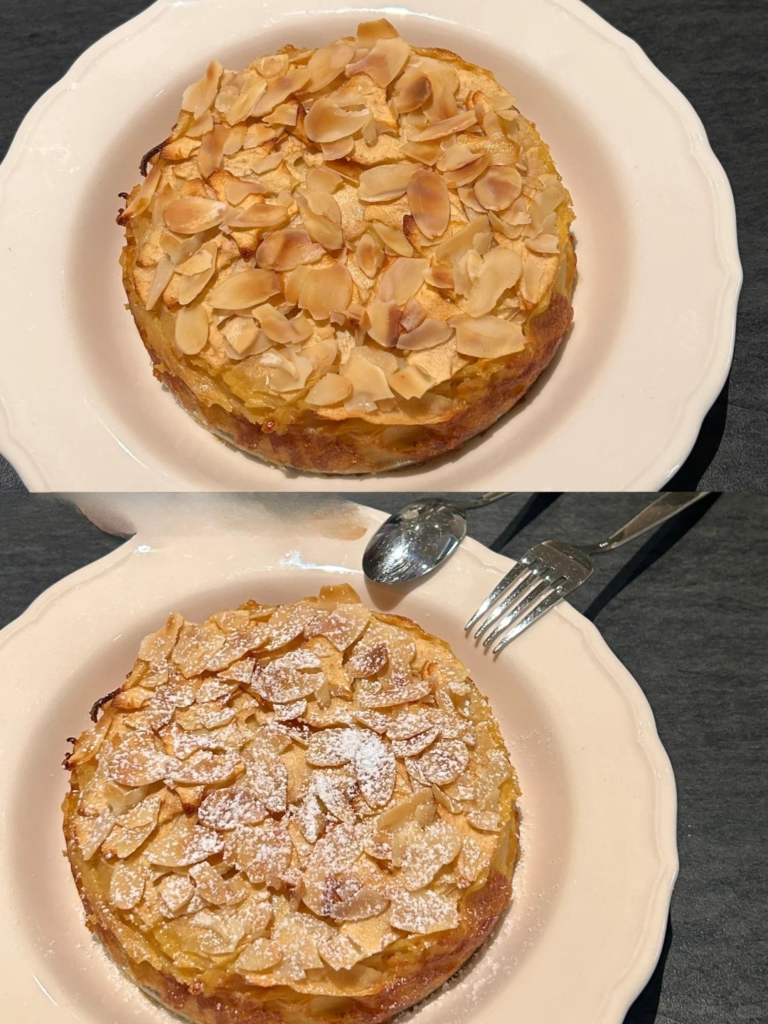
467,493 -> 709,653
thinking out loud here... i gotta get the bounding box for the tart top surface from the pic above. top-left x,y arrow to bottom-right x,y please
64,588 -> 518,996
120,19 -> 573,426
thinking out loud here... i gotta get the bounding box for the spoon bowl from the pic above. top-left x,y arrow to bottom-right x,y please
362,500 -> 469,585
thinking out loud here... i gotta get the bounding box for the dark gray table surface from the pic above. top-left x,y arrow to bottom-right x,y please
0,490 -> 766,1022
0,0 -> 766,493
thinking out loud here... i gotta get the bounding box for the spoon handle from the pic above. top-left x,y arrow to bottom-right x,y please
587,492 -> 709,554
451,492 -> 510,512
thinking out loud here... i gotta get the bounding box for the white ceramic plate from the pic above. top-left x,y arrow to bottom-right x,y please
0,498 -> 676,1023
0,0 -> 740,491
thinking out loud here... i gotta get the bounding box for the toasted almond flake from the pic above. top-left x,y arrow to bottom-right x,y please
244,123 -> 279,149
305,373 -> 352,406
377,257 -> 428,305
225,74 -> 268,125
251,68 -> 310,118
252,304 -> 312,345
455,314 -> 525,358
305,98 -> 371,144
122,164 -> 161,219
264,101 -> 299,127
176,247 -> 214,276
465,246 -> 522,316
393,73 -> 431,114
525,233 -> 560,254
423,68 -> 458,123
357,18 -> 400,48
306,165 -> 344,193
223,123 -> 248,154
340,347 -> 395,404
186,110 -> 214,138
366,298 -> 400,347
298,264 -> 353,320
284,265 -> 312,305
358,162 -> 417,202
399,296 -> 426,332
109,859 -> 146,910
225,179 -> 269,205
160,230 -> 204,266
207,269 -> 281,309
107,732 -> 174,787
396,317 -> 452,351
433,214 -> 490,262
442,151 -> 492,188
354,731 -> 396,808
321,137 -> 356,161
531,182 -> 565,224
181,61 -> 224,120
401,140 -> 441,165
409,108 -> 477,142
295,193 -> 343,250
175,304 -> 210,355
355,232 -> 384,278
423,263 -> 454,290
307,42 -> 357,91
171,750 -> 244,786
474,165 -> 523,211
467,809 -> 503,832
163,197 -> 227,234
198,123 -> 230,178
388,364 -> 434,399
414,738 -> 469,785
225,202 -> 291,230
178,240 -> 218,305
75,807 -> 116,860
520,258 -> 546,305
256,228 -> 324,271
361,117 -> 379,146
369,222 -> 414,257
144,256 -> 175,310
390,889 -> 459,934
345,37 -> 410,88
407,168 -> 450,240
254,53 -> 291,78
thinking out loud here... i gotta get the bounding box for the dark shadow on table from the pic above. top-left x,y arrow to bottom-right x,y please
664,377 -> 730,491
583,493 -> 720,620
622,917 -> 674,1024
490,493 -> 561,552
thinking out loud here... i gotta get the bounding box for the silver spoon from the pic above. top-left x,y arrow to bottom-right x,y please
363,493 -> 509,585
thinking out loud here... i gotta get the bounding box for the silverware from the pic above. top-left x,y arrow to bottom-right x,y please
467,493 -> 709,653
363,493 -> 509,585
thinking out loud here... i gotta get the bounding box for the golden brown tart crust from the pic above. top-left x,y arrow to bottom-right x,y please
63,588 -> 519,1024
119,20 -> 575,475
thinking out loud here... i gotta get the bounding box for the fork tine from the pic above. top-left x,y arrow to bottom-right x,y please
472,564 -> 544,639
492,588 -> 568,653
464,559 -> 533,630
483,576 -> 559,647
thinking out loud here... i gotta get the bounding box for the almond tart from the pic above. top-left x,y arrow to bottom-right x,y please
118,19 -> 575,474
63,586 -> 519,1024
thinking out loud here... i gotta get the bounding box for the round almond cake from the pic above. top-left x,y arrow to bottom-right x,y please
63,587 -> 520,1024
118,19 -> 575,474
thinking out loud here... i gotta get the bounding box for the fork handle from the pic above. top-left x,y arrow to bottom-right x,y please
588,493 -> 709,554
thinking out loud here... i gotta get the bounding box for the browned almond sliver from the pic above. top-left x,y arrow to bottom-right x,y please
355,233 -> 384,278
175,305 -> 210,355
392,72 -> 432,114
357,17 -> 400,48
250,68 -> 310,118
225,203 -> 291,230
377,257 -> 428,305
305,98 -> 371,144
225,179 -> 270,205
181,60 -> 224,121
345,37 -> 410,87
465,246 -> 522,317
225,74 -> 267,125
369,222 -> 414,258
396,317 -> 452,351
358,163 -> 417,202
305,165 -> 344,193
256,228 -> 324,271
305,373 -> 352,406
197,123 -> 230,179
388,364 -> 434,400
178,240 -> 218,305
367,298 -> 400,347
144,257 -> 175,310
298,264 -> 353,321
306,42 -> 357,91
407,169 -> 450,240
163,197 -> 227,234
455,315 -> 525,358
122,164 -> 161,219
474,166 -> 523,212
207,269 -> 281,309
409,109 -> 477,142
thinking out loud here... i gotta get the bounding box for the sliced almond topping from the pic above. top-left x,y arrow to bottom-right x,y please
295,193 -> 344,250
305,374 -> 352,407
455,314 -> 525,358
256,228 -> 324,271
298,264 -> 353,320
520,258 -> 546,305
401,140 -> 442,166
423,263 -> 454,290
321,136 -> 356,161
388,364 -> 434,400
305,98 -> 371,144
306,165 -> 344,192
175,304 -> 210,355
176,247 -> 214,276
171,750 -> 244,786
122,164 -> 161,219
225,202 -> 291,230
178,240 -> 218,305
390,889 -> 459,934
163,197 -> 227,234
145,815 -> 225,868
407,168 -> 450,240
181,61 -> 224,121
366,298 -> 400,347
376,788 -> 433,830
526,233 -> 560,254
393,73 -> 432,114
357,18 -> 400,48
185,110 -> 214,138
144,256 -> 175,310
399,296 -> 426,332
355,232 -> 384,278
306,42 -> 357,91
106,732 -> 174,787
306,728 -> 359,767
197,123 -> 230,179
75,807 -> 116,860
340,347 -> 395,404
413,738 -> 469,785
243,123 -> 279,149
531,182 -> 565,224
223,123 -> 248,154
441,151 -> 492,188
423,67 -> 458,122
345,37 -> 410,87
396,317 -> 452,351
465,246 -> 522,316
358,162 -> 417,202
251,68 -> 310,118
236,938 -> 283,972
207,269 -> 281,309
409,109 -> 477,142
235,820 -> 293,885
474,165 -> 523,211
264,101 -> 299,127
369,222 -> 414,257
225,179 -> 270,205
377,257 -> 428,304
399,818 -> 462,890
254,54 -> 290,78
224,74 -> 268,125
253,304 -> 313,345
433,214 -> 490,262
354,730 -> 396,808
467,809 -> 503,832
109,859 -> 146,910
